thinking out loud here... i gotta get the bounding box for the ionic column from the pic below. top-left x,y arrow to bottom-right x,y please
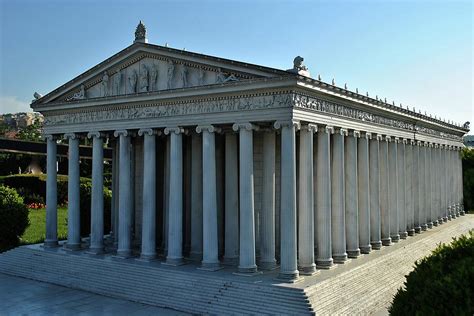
44,135 -> 58,248
316,125 -> 334,268
413,141 -> 422,233
223,132 -> 239,265
436,145 -> 443,224
406,140 -> 415,236
358,132 -> 371,253
345,130 -> 360,256
298,123 -> 317,275
389,137 -> 400,242
441,145 -> 448,222
138,129 -> 157,260
164,127 -> 184,265
369,134 -> 382,249
64,133 -> 81,250
428,143 -> 435,227
190,133 -> 203,261
332,128 -> 349,262
457,148 -> 463,216
114,130 -> 132,257
452,147 -> 458,218
88,132 -> 105,254
274,120 -> 299,279
195,125 -> 221,270
419,143 -> 427,230
433,144 -> 441,226
260,130 -> 276,270
232,123 -> 258,274
397,139 -> 407,239
379,136 -> 392,246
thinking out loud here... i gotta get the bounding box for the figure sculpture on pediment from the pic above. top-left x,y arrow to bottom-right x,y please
101,72 -> 109,97
70,84 -> 86,100
113,70 -> 122,95
139,64 -> 149,92
128,69 -> 138,93
216,68 -> 226,83
179,64 -> 188,88
149,64 -> 159,91
198,68 -> 205,85
167,60 -> 175,89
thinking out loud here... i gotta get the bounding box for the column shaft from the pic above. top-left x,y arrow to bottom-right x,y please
369,135 -> 382,249
45,136 -> 58,247
298,124 -> 316,275
413,142 -> 422,233
278,121 -> 299,279
331,129 -> 348,262
260,131 -> 276,270
316,126 -> 333,268
379,137 -> 392,245
65,134 -> 81,250
165,128 -> 184,265
358,133 -> 371,253
190,133 -> 203,260
427,145 -> 434,227
224,133 -> 239,264
389,139 -> 400,242
89,133 -> 105,253
116,131 -> 132,257
397,140 -> 407,238
140,130 -> 157,259
345,131 -> 360,256
406,141 -> 415,235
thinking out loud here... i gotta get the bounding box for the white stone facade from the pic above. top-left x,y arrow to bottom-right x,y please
35,24 -> 468,282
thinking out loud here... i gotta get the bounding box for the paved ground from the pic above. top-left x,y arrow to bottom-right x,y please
0,274 -> 189,316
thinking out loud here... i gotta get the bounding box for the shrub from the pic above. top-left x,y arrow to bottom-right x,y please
0,174 -> 111,237
0,185 -> 30,252
462,148 -> 474,213
389,231 -> 474,315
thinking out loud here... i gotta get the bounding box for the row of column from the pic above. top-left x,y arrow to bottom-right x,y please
43,124 -> 465,281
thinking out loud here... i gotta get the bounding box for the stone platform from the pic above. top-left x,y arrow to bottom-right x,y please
1,214 -> 472,315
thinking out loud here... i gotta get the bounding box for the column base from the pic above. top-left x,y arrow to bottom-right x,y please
43,240 -> 59,248
370,241 -> 382,250
407,229 -> 415,236
360,245 -> 372,254
399,232 -> 408,239
276,270 -> 302,283
427,222 -> 433,229
299,265 -> 319,276
137,253 -> 157,261
86,246 -> 105,255
460,211 -> 465,216
237,265 -> 258,274
433,221 -> 439,227
259,259 -> 277,271
421,224 -> 428,231
382,238 -> 392,246
222,256 -> 239,266
443,217 -> 448,222
333,253 -> 348,263
390,234 -> 400,242
198,261 -> 223,271
347,249 -> 360,258
188,251 -> 203,262
163,257 -> 185,266
115,249 -> 132,258
63,243 -> 81,251
316,258 -> 334,269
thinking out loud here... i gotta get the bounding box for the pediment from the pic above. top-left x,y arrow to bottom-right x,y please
33,43 -> 289,106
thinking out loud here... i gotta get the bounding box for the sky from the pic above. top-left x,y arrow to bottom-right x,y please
0,0 -> 472,131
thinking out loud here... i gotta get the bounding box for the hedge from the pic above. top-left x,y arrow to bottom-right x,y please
462,148 -> 474,213
0,174 -> 111,237
0,185 -> 30,252
389,230 -> 474,315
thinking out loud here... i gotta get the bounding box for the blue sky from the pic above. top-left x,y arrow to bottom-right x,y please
0,0 -> 472,129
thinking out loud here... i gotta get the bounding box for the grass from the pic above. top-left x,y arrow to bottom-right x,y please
20,207 -> 68,245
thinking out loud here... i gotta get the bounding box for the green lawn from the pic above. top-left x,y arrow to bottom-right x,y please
21,208 -> 68,245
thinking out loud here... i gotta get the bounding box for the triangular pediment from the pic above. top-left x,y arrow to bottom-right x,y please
32,43 -> 290,107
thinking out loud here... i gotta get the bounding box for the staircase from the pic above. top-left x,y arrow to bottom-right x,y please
0,246 -> 314,315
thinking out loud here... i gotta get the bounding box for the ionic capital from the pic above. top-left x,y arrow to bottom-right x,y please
114,129 -> 129,137
350,130 -> 361,138
300,123 -> 317,133
63,133 -> 79,140
361,132 -> 372,140
375,134 -> 383,141
164,127 -> 184,135
43,134 -> 58,141
318,125 -> 334,134
233,122 -> 259,132
273,120 -> 300,130
410,140 -> 416,145
402,138 -> 408,145
138,128 -> 160,137
196,125 -> 222,134
393,137 -> 400,143
334,127 -> 348,136
416,141 -> 422,146
384,135 -> 392,142
87,131 -> 106,139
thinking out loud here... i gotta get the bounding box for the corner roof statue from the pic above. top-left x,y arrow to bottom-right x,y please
17,21 -> 469,315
